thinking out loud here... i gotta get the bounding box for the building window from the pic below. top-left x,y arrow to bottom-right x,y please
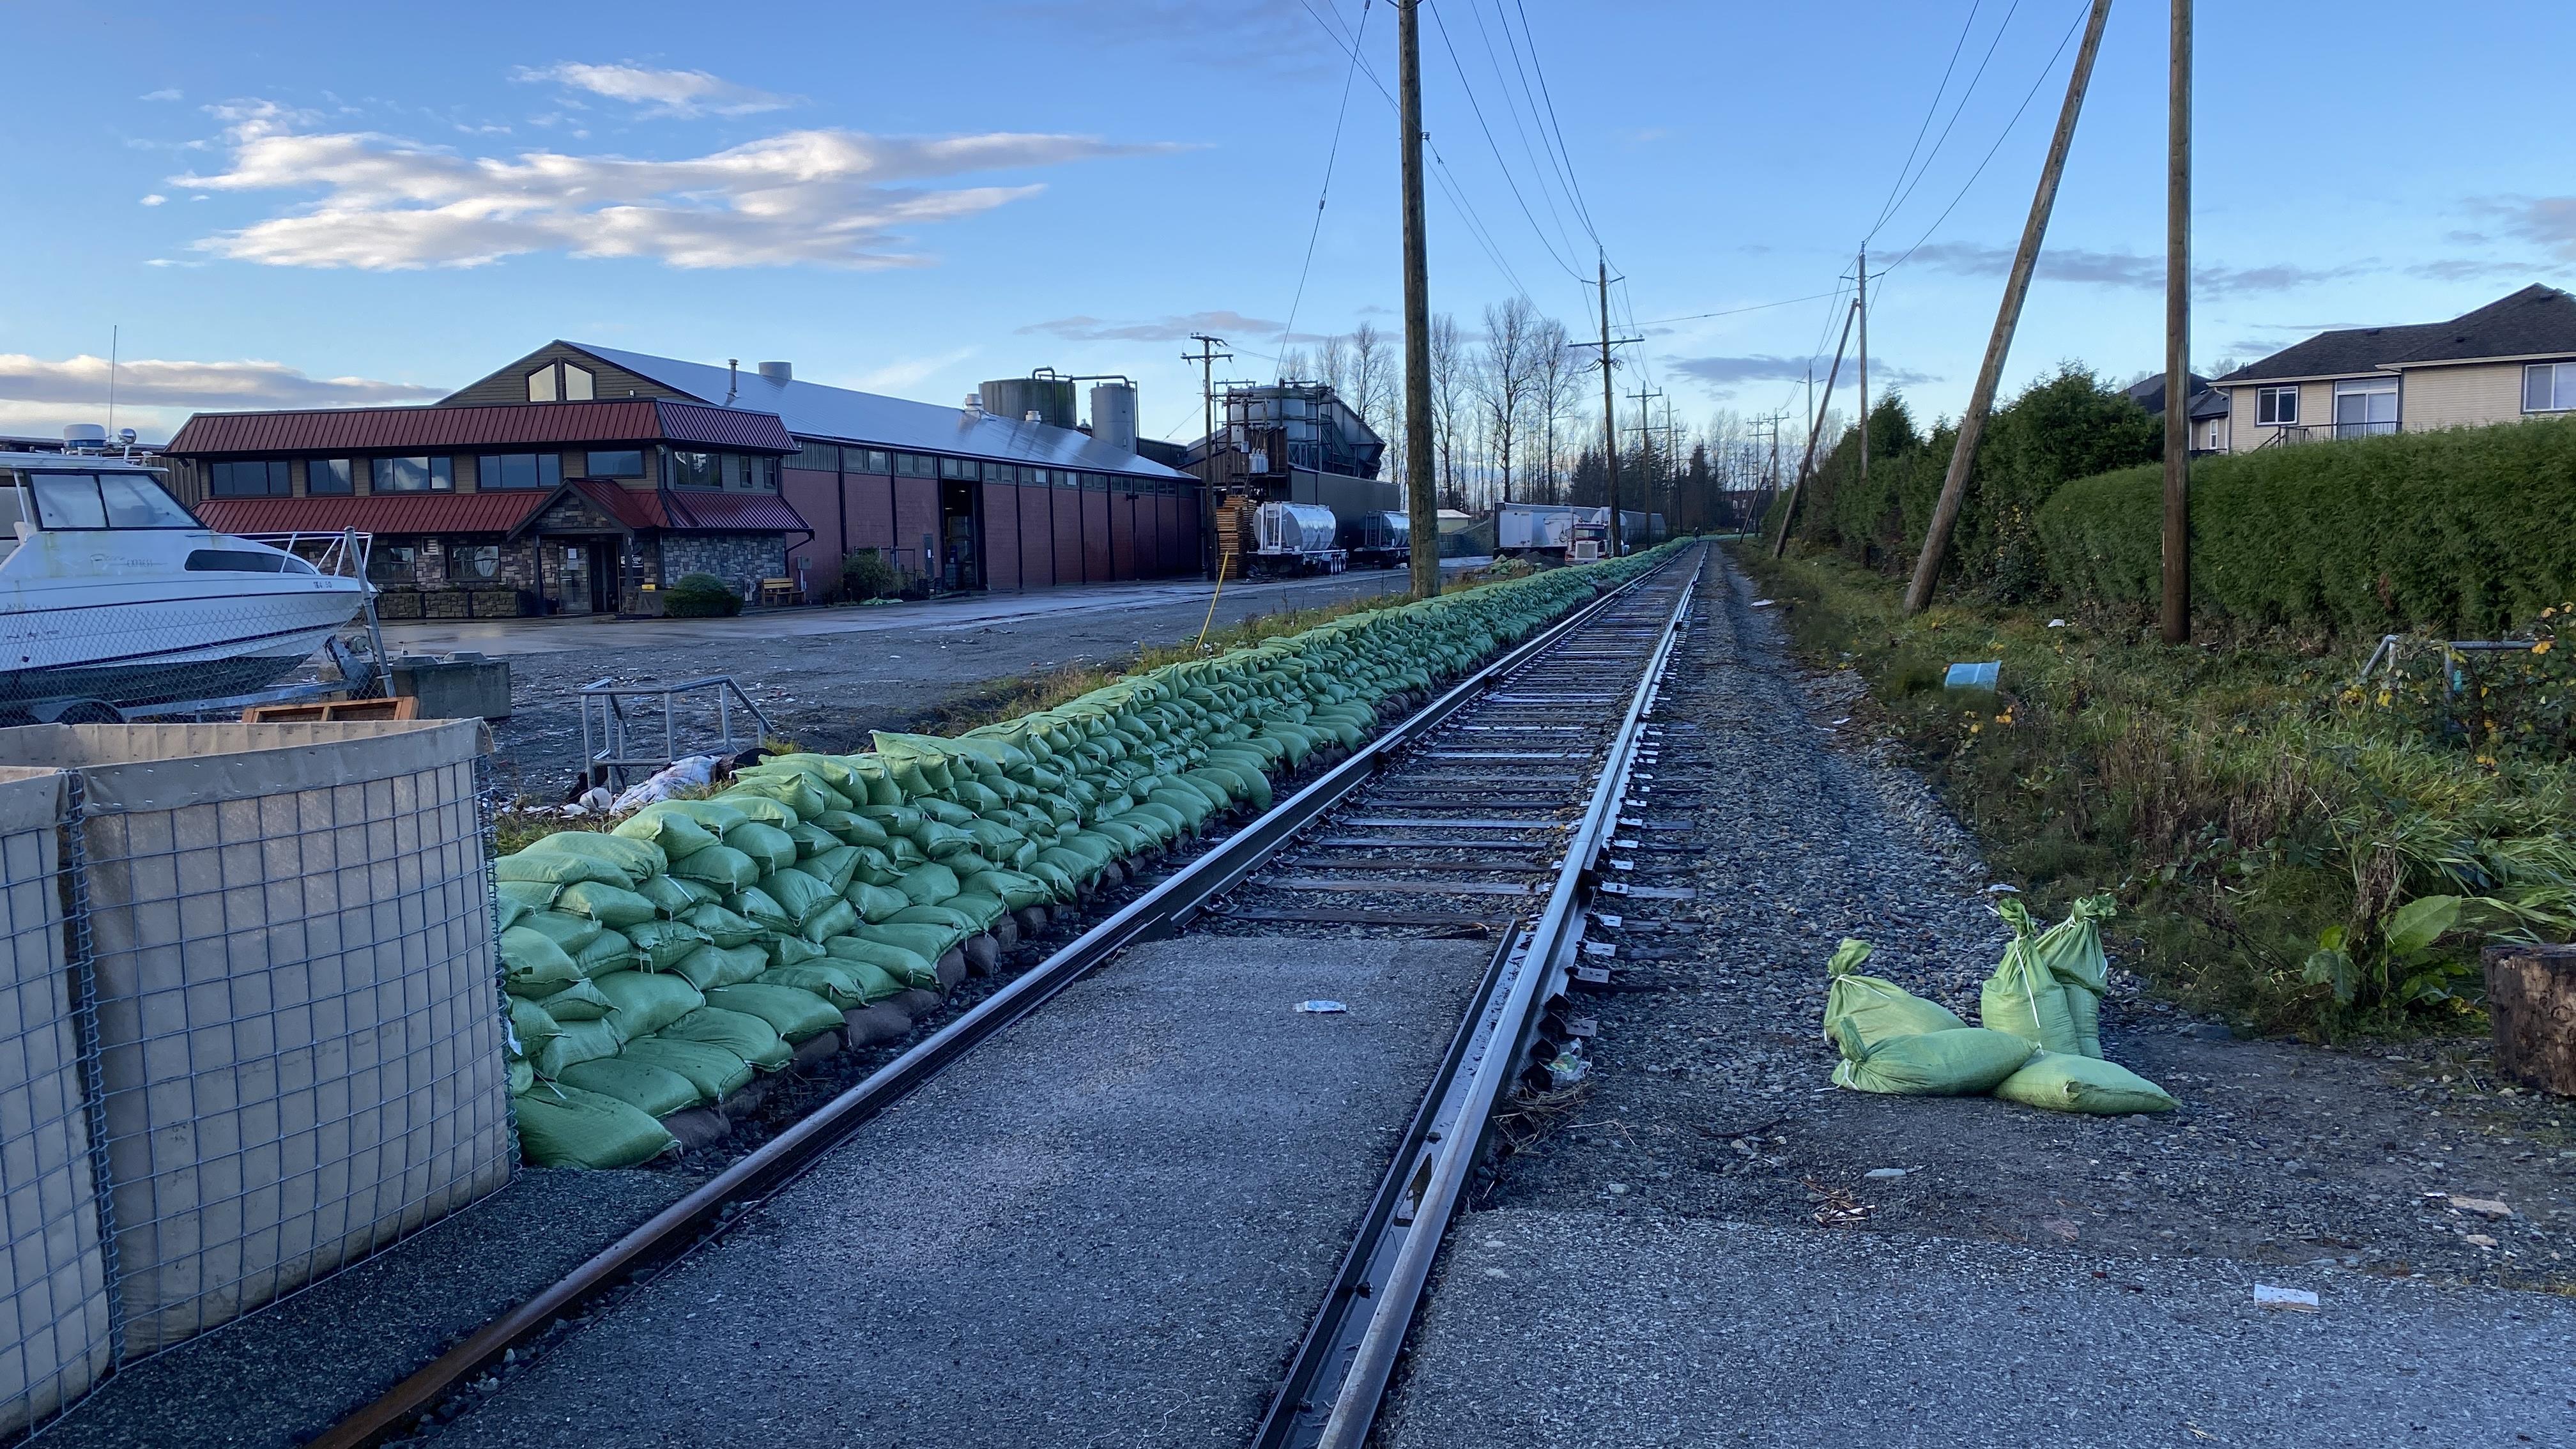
372,456 -> 452,492
308,457 -> 354,494
586,450 -> 645,478
477,452 -> 562,489
369,545 -> 417,583
2524,361 -> 2576,413
792,441 -> 841,470
208,459 -> 292,497
668,450 -> 719,489
526,366 -> 557,402
722,454 -> 744,489
2332,378 -> 2398,439
563,364 -> 594,401
2254,386 -> 2299,425
448,542 -> 502,582
939,456 -> 976,480
863,449 -> 889,473
751,456 -> 778,490
893,452 -> 933,477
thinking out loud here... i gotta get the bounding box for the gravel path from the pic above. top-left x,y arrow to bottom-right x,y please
1378,550 -> 2573,1446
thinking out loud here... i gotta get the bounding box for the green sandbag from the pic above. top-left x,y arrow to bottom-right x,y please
555,880 -> 661,928
768,935 -> 827,968
1830,1026 -> 2035,1096
940,891 -> 1009,931
516,908 -> 604,954
846,881 -> 911,923
591,969 -> 707,1039
916,822 -> 977,861
618,1035 -> 755,1101
501,926 -> 583,990
858,920 -> 962,965
496,894 -> 535,931
1020,859 -> 1078,901
669,942 -> 772,991
509,1057 -> 535,1096
669,843 -> 760,892
730,885 -> 795,935
760,869 -> 839,925
703,983 -> 845,1044
518,829 -> 667,882
813,809 -> 893,850
786,822 -> 839,860
682,902 -> 760,949
636,873 -> 717,917
846,847 -> 905,888
1994,1052 -> 2177,1114
707,792 -> 798,830
521,976 -> 611,1022
507,995 -> 560,1052
533,1017 -> 626,1079
2064,985 -> 2104,1061
612,804 -> 721,861
725,822 -> 800,877
495,880 -> 559,914
1978,900 -> 2082,1055
513,1083 -> 676,1168
758,963 -> 871,1010
573,930 -> 636,977
2032,894 -> 2115,994
793,844 -> 862,894
556,1055 -> 704,1117
496,833 -> 654,890
824,935 -> 939,990
800,898 -> 859,944
723,773 -> 840,821
661,1006 -> 792,1071
889,903 -> 979,937
622,919 -> 712,971
894,862 -> 961,907
650,798 -> 751,834
964,870 -> 1052,912
1820,939 -> 1966,1052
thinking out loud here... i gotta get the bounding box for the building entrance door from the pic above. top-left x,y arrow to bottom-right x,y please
939,479 -> 981,590
587,541 -> 618,613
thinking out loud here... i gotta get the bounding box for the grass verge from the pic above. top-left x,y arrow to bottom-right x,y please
1733,543 -> 2576,1042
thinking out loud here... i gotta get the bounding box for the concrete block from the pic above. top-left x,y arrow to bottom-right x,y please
392,655 -> 513,721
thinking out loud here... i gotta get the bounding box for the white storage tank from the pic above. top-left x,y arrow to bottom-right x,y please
1255,502 -> 1342,556
1089,383 -> 1139,454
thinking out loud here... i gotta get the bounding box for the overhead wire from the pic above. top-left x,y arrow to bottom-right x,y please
1864,1 -> 1987,241
1880,0 -> 2091,277
1422,0 -> 1588,282
1501,0 -> 1600,246
1272,0 -> 1377,380
1458,0 -> 1588,267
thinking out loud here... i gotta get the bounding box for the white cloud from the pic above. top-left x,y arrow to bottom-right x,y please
139,88 -> 183,102
1906,241 -> 2369,296
139,193 -> 166,206
172,102 -> 1175,270
852,347 -> 982,394
1019,309 -> 1303,342
512,61 -> 789,119
0,353 -> 442,411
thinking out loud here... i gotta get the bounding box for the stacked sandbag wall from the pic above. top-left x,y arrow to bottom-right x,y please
502,544 -> 1687,1165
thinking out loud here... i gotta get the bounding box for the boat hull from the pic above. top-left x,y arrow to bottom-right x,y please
0,581 -> 367,709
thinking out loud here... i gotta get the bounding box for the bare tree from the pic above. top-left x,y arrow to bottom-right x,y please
1473,296 -> 1541,506
1276,344 -> 1312,383
1529,314 -> 1577,503
1348,321 -> 1393,440
1314,333 -> 1351,395
1427,312 -> 1465,509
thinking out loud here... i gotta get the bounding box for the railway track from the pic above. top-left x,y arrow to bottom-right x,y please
316,542 -> 1705,1449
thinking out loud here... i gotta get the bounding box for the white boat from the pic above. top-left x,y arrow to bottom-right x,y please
0,446 -> 369,715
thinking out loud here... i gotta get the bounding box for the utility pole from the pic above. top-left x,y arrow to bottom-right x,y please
1397,0 -> 1439,600
1184,333 -> 1232,579
1904,0 -> 2115,614
1770,298 -> 1857,558
2161,0 -> 2193,645
1567,259 -> 1639,550
1856,247 -> 1869,495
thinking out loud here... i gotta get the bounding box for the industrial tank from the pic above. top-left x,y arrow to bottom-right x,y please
979,376 -> 1077,429
1255,502 -> 1342,556
1089,382 -> 1139,452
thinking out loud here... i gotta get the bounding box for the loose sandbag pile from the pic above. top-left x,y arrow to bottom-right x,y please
499,544 -> 1689,1165
1825,897 -> 2176,1115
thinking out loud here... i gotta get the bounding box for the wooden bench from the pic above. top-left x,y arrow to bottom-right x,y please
758,576 -> 797,608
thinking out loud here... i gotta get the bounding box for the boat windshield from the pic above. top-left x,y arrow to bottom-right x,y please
24,470 -> 199,531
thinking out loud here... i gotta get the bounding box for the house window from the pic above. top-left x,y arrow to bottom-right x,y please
372,456 -> 452,492
750,456 -> 778,490
526,367 -> 557,402
2255,386 -> 2299,425
2332,378 -> 2398,439
308,457 -> 354,494
563,364 -> 594,401
586,450 -> 645,478
208,459 -> 291,497
477,452 -> 561,489
668,450 -> 719,489
369,545 -> 417,583
2524,361 -> 2576,413
448,543 -> 502,582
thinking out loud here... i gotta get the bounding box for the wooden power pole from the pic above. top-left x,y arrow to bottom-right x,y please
1184,333 -> 1231,579
1397,0 -> 1439,599
2161,0 -> 2193,644
1857,246 -> 1869,495
1597,259 -> 1623,556
1903,0 -> 2116,614
1769,298 -> 1857,558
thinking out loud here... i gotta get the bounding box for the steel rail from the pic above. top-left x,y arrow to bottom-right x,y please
310,548 -> 1696,1449
1273,548 -> 1703,1449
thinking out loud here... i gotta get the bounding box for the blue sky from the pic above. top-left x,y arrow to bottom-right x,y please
3,0 -> 2570,445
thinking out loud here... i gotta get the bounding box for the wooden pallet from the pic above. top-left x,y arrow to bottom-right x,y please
243,697 -> 419,724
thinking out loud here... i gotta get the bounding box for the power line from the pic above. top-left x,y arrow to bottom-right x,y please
1273,0 -> 1377,379
1509,0 -> 1600,242
1629,288 -> 1852,328
1873,0 -> 2032,243
1459,0 -> 1588,265
1423,0 -> 1587,280
1866,1 -> 1985,240
1882,0 -> 2092,277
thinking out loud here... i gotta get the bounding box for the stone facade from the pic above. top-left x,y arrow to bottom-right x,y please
658,533 -> 786,600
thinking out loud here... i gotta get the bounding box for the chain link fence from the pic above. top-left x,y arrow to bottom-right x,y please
0,721 -> 513,1438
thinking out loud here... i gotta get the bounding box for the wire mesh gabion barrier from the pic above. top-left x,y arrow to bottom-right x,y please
0,721 -> 515,1437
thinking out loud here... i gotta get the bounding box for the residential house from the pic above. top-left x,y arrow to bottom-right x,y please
2122,371 -> 2232,454
2212,284 -> 2576,452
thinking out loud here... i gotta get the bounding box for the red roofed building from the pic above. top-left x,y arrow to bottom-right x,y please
162,398 -> 808,619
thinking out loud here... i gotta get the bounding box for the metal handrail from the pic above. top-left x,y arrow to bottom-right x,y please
577,675 -> 775,786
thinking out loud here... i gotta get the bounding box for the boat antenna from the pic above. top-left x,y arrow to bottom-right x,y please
107,325 -> 119,436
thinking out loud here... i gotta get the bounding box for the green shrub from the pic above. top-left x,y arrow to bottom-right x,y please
2037,417 -> 2576,637
840,549 -> 900,602
663,572 -> 742,618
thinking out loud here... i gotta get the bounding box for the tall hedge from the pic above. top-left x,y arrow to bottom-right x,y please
2035,416 -> 2576,636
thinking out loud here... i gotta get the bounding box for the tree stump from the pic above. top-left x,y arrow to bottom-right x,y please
2481,944 -> 2576,1095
